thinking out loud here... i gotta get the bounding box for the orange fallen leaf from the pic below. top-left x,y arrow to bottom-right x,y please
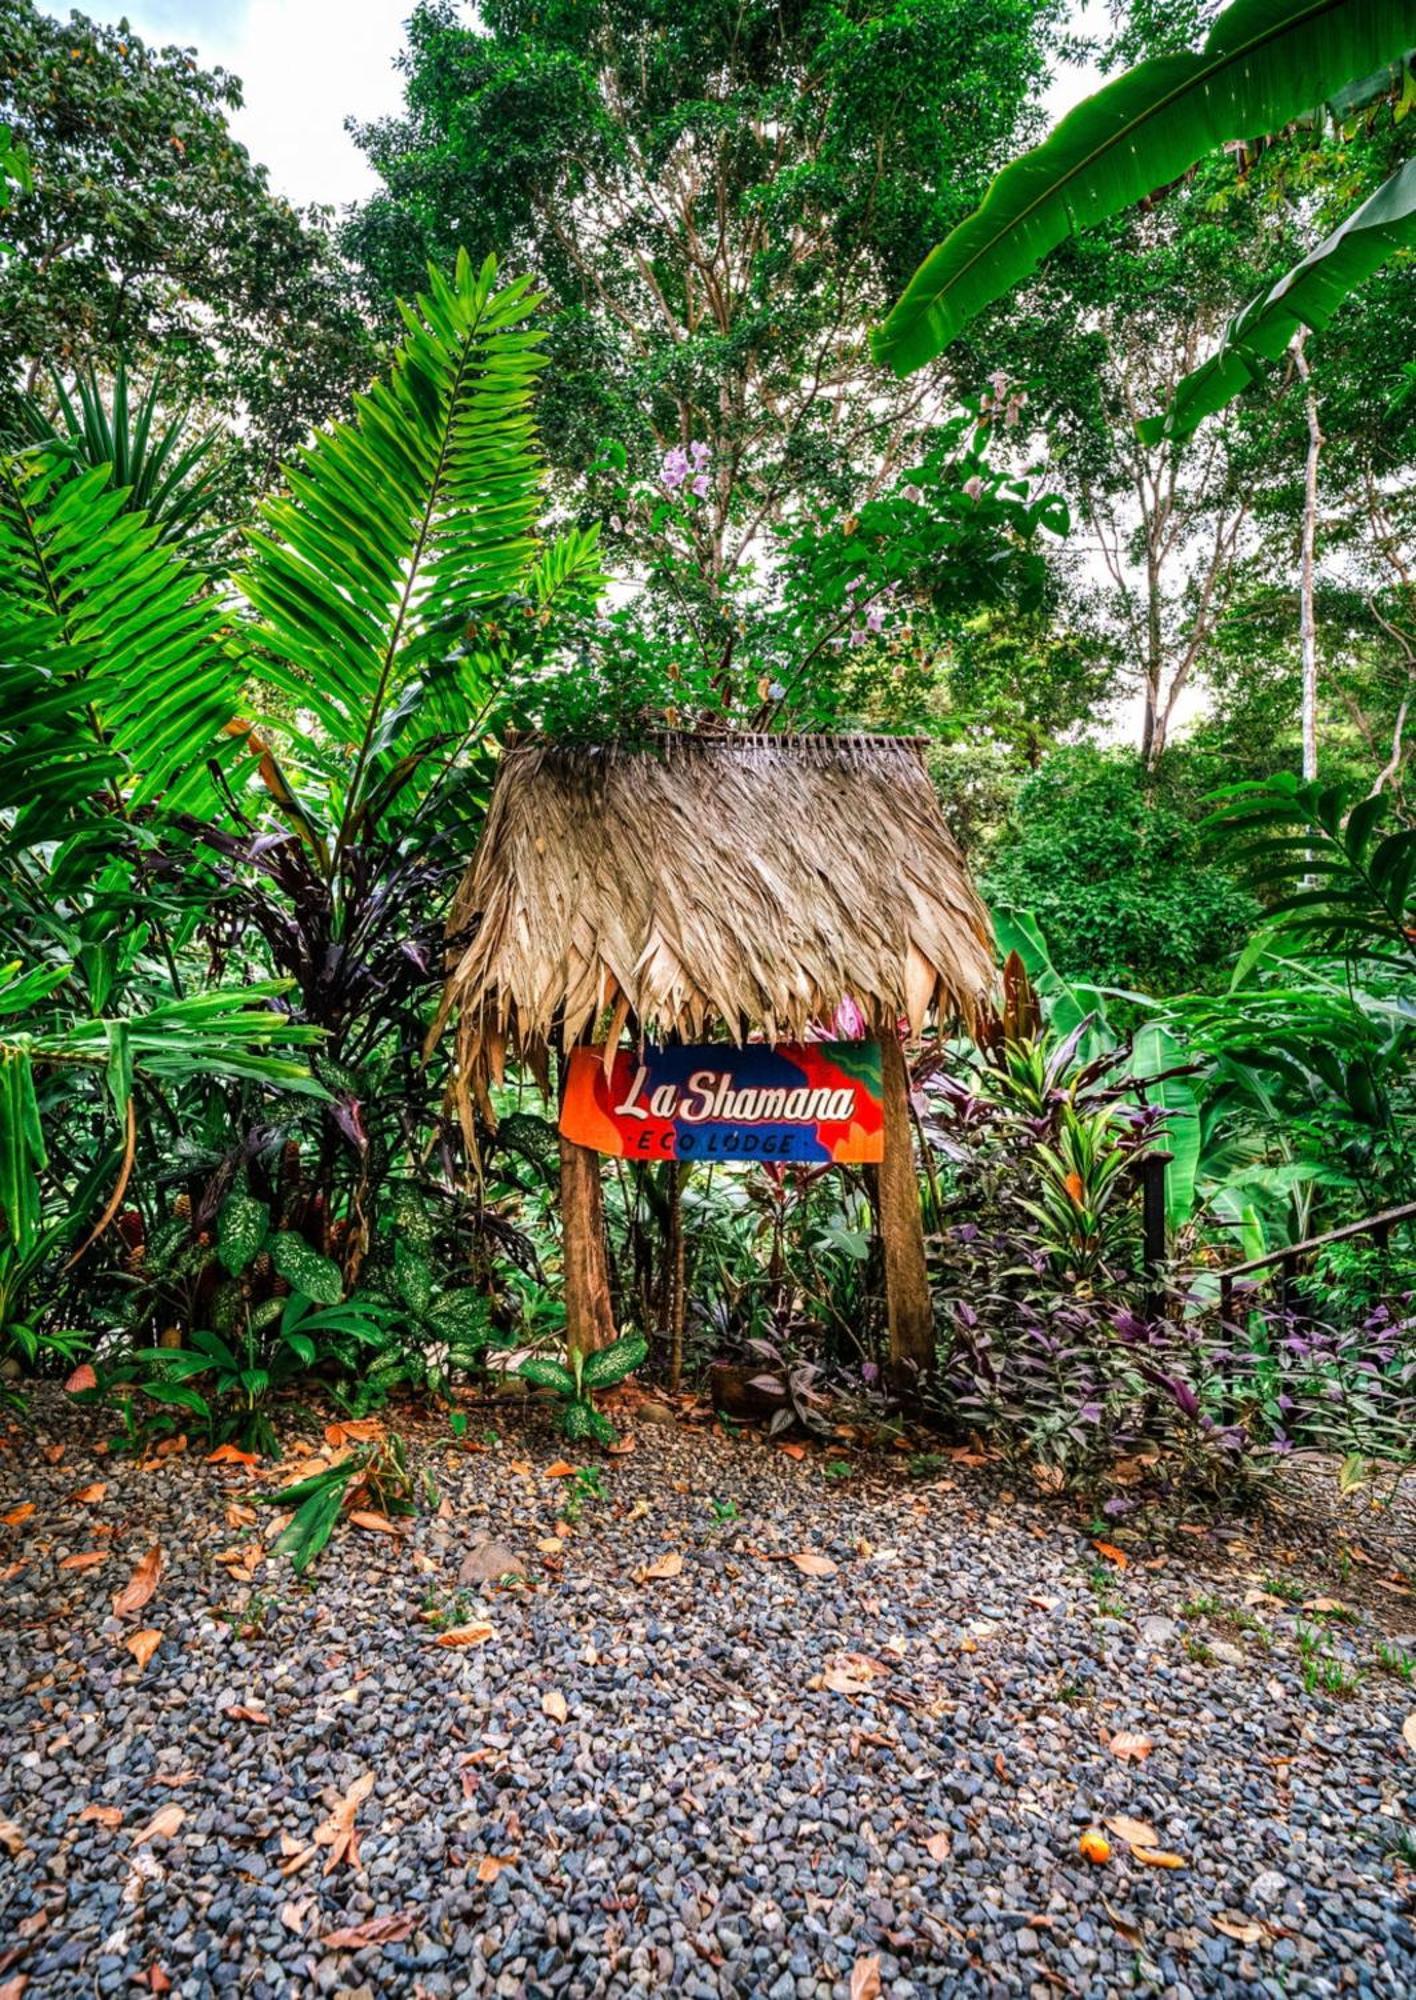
1108,1730 -> 1153,1763
606,1436 -> 636,1456
508,1459 -> 533,1476
124,1629 -> 162,1669
1094,1540 -> 1129,1569
1213,1914 -> 1265,1944
0,1560 -> 27,1582
537,1537 -> 564,1555
850,1955 -> 882,2000
131,1805 -> 185,1846
70,1482 -> 106,1503
148,1967 -> 172,1994
1106,1814 -> 1159,1848
324,1419 -> 381,1449
65,1363 -> 98,1393
434,1623 -> 495,1649
113,1546 -> 164,1618
778,1443 -> 806,1461
475,1854 -> 518,1883
78,1804 -> 123,1829
542,1690 -> 568,1723
1132,1846 -> 1186,1869
543,1460 -> 578,1478
638,1552 -> 683,1581
41,1442 -> 66,1463
348,1510 -> 398,1535
313,1769 -> 374,1874
2,1502 -> 35,1527
59,1550 -> 107,1570
789,1551 -> 837,1578
225,1704 -> 270,1724
317,1910 -> 417,1950
208,1444 -> 260,1467
225,1502 -> 257,1529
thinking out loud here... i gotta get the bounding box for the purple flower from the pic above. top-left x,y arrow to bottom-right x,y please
861,1361 -> 880,1387
661,445 -> 689,490
866,603 -> 886,633
963,476 -> 983,502
691,472 -> 710,498
689,439 -> 710,468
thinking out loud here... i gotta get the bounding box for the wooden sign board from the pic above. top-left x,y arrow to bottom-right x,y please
560,1041 -> 884,1164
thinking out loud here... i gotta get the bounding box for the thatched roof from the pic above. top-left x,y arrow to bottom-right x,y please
431,732 -> 994,1124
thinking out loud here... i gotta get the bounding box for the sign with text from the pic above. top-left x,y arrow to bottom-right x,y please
560,1041 -> 883,1164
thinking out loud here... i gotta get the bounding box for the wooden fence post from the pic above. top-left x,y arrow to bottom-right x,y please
876,1027 -> 934,1390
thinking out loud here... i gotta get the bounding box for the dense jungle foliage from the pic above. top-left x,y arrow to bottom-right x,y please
0,0 -> 1413,1514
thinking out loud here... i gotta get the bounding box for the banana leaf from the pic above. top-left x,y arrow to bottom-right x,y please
873,0 -> 1415,375
1141,156 -> 1416,441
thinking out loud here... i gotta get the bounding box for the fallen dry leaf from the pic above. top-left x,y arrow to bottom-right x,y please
923,1831 -> 951,1862
130,1805 -> 185,1847
1108,1730 -> 1153,1764
348,1510 -> 398,1536
0,1815 -> 25,1855
777,1443 -> 806,1461
124,1629 -> 162,1670
225,1502 -> 257,1529
1093,1540 -> 1129,1569
537,1537 -> 563,1555
638,1552 -> 683,1581
508,1459 -> 533,1476
789,1550 -> 837,1578
208,1444 -> 260,1467
59,1550 -> 107,1571
113,1546 -> 164,1618
606,1436 -> 636,1457
324,1419 -> 381,1448
1106,1814 -> 1159,1848
849,1955 -> 882,2000
541,1690 -> 568,1723
64,1363 -> 98,1393
1403,1713 -> 1416,1755
1213,1913 -> 1266,1944
0,1559 -> 27,1582
313,1769 -> 375,1874
2,1502 -> 35,1527
70,1482 -> 106,1503
78,1803 -> 124,1829
318,1910 -> 417,1950
1303,1597 -> 1349,1615
433,1623 -> 495,1649
1132,1846 -> 1186,1869
225,1704 -> 270,1724
543,1460 -> 578,1478
475,1854 -> 518,1883
1103,1897 -> 1145,1947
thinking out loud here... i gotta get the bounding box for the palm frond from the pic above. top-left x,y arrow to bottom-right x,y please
0,448 -> 243,812
238,251 -> 550,841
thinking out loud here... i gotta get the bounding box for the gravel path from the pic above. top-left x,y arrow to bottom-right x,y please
2,1390 -> 1414,1999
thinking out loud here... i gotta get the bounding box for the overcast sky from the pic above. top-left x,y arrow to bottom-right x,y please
117,0 -> 1104,214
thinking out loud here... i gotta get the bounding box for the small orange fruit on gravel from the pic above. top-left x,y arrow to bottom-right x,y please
1078,1828 -> 1112,1864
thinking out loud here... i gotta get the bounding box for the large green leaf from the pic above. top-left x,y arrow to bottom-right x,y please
873,0 -> 1415,375
1128,1022 -> 1200,1231
1141,156 -> 1416,441
238,251 -> 549,842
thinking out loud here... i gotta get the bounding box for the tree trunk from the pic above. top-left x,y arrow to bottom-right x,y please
559,1132 -> 616,1360
875,1027 -> 934,1391
1295,331 -> 1323,783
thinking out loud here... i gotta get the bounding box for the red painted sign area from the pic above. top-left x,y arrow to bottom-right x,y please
560,1041 -> 884,1163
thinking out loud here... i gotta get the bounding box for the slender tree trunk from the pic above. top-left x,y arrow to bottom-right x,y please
1294,331 -> 1323,782
874,1027 -> 934,1392
1141,541 -> 1165,766
559,1134 -> 617,1361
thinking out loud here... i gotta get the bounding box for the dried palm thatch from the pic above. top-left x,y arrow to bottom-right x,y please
430,732 -> 994,1134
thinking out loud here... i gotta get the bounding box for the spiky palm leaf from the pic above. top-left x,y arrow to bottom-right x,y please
237,252 -> 573,850
0,450 -> 242,812
18,362 -> 229,564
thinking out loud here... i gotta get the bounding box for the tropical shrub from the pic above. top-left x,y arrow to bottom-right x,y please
518,1332 -> 649,1447
983,746 -> 1258,995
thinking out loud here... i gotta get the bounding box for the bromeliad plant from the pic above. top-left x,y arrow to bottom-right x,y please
518,1333 -> 649,1447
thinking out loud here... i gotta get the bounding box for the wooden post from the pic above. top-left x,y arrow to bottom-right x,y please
876,1026 -> 934,1390
559,1131 -> 617,1361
